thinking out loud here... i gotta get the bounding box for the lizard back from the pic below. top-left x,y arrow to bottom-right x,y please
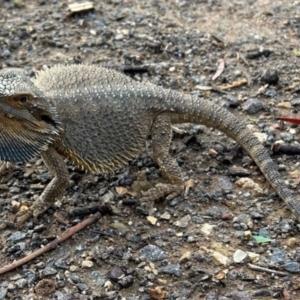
34,65 -> 154,173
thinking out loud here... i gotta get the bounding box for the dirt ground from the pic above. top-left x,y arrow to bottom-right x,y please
1,0 -> 300,299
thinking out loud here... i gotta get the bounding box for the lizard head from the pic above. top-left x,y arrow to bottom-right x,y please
0,68 -> 61,163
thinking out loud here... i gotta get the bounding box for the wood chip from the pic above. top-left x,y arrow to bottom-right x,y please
212,250 -> 231,266
115,186 -> 137,197
115,186 -> 128,194
67,2 -> 94,17
147,287 -> 168,300
184,179 -> 195,197
277,102 -> 292,109
214,269 -> 227,280
53,212 -> 70,225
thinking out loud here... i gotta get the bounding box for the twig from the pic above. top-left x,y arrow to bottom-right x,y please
195,85 -> 229,94
0,212 -> 101,276
53,212 -> 70,225
272,143 -> 300,156
68,203 -> 112,218
236,57 -> 252,86
217,78 -> 248,90
277,116 -> 300,125
245,49 -> 272,59
248,263 -> 289,277
108,64 -> 149,74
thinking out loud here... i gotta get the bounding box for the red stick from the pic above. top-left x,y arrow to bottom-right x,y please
277,116 -> 300,125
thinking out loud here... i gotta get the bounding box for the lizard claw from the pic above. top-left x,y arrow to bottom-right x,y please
14,209 -> 34,227
140,183 -> 184,203
14,200 -> 50,227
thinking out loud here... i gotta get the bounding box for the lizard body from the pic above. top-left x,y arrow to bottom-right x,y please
0,64 -> 299,225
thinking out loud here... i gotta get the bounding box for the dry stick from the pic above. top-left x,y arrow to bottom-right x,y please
273,143 -> 300,156
0,212 -> 101,276
248,263 -> 289,277
217,78 -> 248,90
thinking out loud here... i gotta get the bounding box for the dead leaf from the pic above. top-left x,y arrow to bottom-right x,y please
212,58 -> 225,81
213,270 -> 227,280
184,178 -> 195,197
115,186 -> 128,194
148,287 -> 167,299
184,179 -> 195,188
115,186 -> 137,197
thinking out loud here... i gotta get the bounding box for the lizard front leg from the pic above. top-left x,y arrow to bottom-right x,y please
15,147 -> 69,226
140,113 -> 184,202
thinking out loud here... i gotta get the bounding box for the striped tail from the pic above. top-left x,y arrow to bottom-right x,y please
166,91 -> 300,220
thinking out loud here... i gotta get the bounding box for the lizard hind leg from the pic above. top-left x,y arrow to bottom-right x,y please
140,113 -> 184,202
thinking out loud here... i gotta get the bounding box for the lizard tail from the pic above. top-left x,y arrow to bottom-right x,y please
167,92 -> 300,220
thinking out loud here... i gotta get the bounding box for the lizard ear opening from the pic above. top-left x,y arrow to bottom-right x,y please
40,114 -> 57,127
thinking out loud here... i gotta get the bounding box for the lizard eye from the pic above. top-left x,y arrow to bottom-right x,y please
18,96 -> 28,103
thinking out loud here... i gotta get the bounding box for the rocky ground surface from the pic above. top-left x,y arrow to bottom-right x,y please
1,0 -> 300,299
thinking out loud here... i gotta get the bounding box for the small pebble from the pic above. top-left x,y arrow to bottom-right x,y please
158,264 -> 182,277
147,215 -> 157,225
212,251 -> 231,267
104,280 -> 114,291
270,248 -> 286,265
233,249 -> 248,263
108,266 -> 124,281
208,148 -> 218,157
160,211 -> 171,220
265,89 -> 277,97
242,98 -> 264,114
277,102 -> 292,109
81,260 -> 94,268
118,275 -> 134,288
261,69 -> 279,84
174,214 -> 191,228
247,252 -> 260,263
200,223 -> 215,236
140,245 -> 167,262
284,262 -> 300,273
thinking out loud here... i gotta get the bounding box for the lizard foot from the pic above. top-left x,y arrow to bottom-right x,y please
140,183 -> 184,203
14,209 -> 34,227
14,200 -> 50,227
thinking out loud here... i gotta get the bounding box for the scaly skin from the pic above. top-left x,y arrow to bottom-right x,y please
0,64 -> 299,225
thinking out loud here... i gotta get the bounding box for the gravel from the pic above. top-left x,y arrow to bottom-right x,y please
1,0 -> 300,299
